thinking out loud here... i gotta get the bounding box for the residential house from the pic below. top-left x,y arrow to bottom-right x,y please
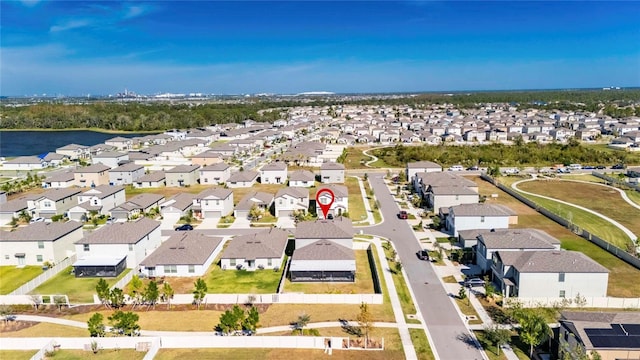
42,153 -> 66,167
91,151 -> 129,169
74,217 -> 161,274
190,150 -> 226,167
2,156 -> 47,171
220,228 -> 289,271
42,171 -> 75,189
140,232 -> 224,277
260,162 -> 288,184
56,144 -> 90,161
274,187 -> 310,218
199,163 -> 231,185
0,221 -> 83,266
558,311 -> 640,360
160,193 -> 194,219
74,164 -> 111,187
406,161 -> 444,181
0,198 -> 28,225
290,217 -> 356,282
27,188 -> 81,219
492,250 -> 609,299
316,184 -> 349,219
165,164 -> 200,187
108,162 -> 145,186
288,170 -> 316,187
233,191 -> 274,219
110,193 -> 165,221
104,137 -> 133,151
445,203 -> 516,237
67,185 -> 126,221
320,162 -> 345,183
427,185 -> 479,211
226,170 -> 259,188
133,171 -> 166,189
192,187 -> 234,219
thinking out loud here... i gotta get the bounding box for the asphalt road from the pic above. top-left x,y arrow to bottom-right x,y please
364,174 -> 485,360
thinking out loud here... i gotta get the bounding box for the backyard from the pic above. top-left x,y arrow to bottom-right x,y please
0,266 -> 43,294
471,176 -> 640,298
31,267 -> 131,303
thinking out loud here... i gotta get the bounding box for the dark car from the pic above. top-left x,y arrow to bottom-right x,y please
416,249 -> 429,261
464,277 -> 485,288
327,213 -> 334,220
582,165 -> 595,170
175,224 -> 194,231
595,165 -> 606,170
612,164 -> 625,170
467,165 -> 479,171
398,211 -> 408,219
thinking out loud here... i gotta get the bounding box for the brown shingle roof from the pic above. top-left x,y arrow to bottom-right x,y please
140,232 -> 223,266
221,228 -> 288,261
76,217 -> 160,244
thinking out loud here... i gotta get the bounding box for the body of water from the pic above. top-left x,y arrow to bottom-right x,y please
0,130 -> 155,157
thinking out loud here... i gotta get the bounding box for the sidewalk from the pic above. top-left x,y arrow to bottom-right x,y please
352,175 -> 375,226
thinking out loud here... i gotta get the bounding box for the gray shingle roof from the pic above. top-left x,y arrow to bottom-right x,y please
161,193 -> 194,211
200,163 -> 230,171
505,250 -> 609,273
275,187 -> 309,199
140,232 -> 223,267
125,193 -> 165,209
221,228 -> 289,260
195,187 -> 232,200
430,185 -> 478,196
165,164 -> 200,173
451,203 -> 514,217
76,217 -> 160,244
320,162 -> 345,170
37,188 -> 81,202
75,164 -> 110,173
261,162 -> 287,171
109,162 -> 144,172
46,171 -> 75,183
1,221 -> 83,242
407,161 -> 442,169
478,228 -> 560,249
228,170 -> 259,183
417,172 -> 476,188
0,198 -> 28,213
81,185 -> 125,199
291,240 -> 354,261
289,170 -> 315,182
295,217 -> 354,239
136,171 -> 165,183
235,192 -> 274,211
317,184 -> 348,198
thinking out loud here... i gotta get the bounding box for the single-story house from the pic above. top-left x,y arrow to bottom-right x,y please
288,170 -> 316,187
0,198 -> 29,225
110,193 -> 165,221
133,171 -> 166,188
160,193 -> 194,218
226,170 -> 259,188
220,228 -> 289,271
233,191 -> 274,219
2,156 -> 48,170
0,221 -> 83,266
42,171 -> 75,189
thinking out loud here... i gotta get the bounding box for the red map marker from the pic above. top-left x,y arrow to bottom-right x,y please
316,188 -> 335,220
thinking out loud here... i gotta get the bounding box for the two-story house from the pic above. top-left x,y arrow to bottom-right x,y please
0,221 -> 83,266
27,188 -> 81,219
199,163 -> 231,185
445,203 -> 516,237
316,184 -> 349,219
260,162 -> 288,184
108,162 -> 145,186
165,164 -> 200,187
74,164 -> 111,187
226,170 -> 259,188
192,187 -> 234,219
320,162 -> 345,183
274,187 -> 310,218
67,185 -> 126,221
91,151 -> 129,169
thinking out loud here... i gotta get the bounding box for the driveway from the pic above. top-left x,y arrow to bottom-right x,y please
276,216 -> 296,229
160,213 -> 181,231
229,216 -> 251,229
364,174 -> 485,360
196,217 -> 220,230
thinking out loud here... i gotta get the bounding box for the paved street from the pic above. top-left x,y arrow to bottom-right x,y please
364,174 -> 485,360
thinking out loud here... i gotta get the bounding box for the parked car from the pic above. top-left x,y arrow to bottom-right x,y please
464,277 -> 485,288
612,164 -> 625,170
175,224 -> 194,231
448,165 -> 464,171
595,165 -> 606,170
416,249 -> 429,261
398,211 -> 408,219
466,165 -> 479,171
30,217 -> 45,224
327,213 -> 334,220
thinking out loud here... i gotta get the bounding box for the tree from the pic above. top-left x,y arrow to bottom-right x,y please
483,325 -> 511,355
394,261 -> 403,274
144,281 -> 159,308
249,204 -> 262,220
517,310 -> 552,358
458,287 -> 467,301
218,309 -> 240,335
108,311 -> 140,336
87,313 -> 106,337
356,302 -> 374,344
109,287 -> 125,309
295,312 -> 311,335
162,282 -> 174,310
243,306 -> 260,332
129,275 -> 143,308
192,278 -> 208,310
96,278 -> 110,308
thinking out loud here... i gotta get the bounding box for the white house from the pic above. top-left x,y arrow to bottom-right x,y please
91,151 -> 129,169
406,160 -> 443,180
0,198 -> 28,226
445,203 -> 516,237
159,193 -> 193,219
320,162 -> 345,183
74,217 -> 161,272
260,162 -> 288,184
288,170 -> 316,187
290,217 -> 356,282
56,144 -> 89,161
108,162 -> 145,186
27,188 -> 81,219
199,163 -> 231,185
219,228 -> 289,271
165,164 -> 200,187
42,171 -> 75,189
192,187 -> 234,219
316,184 -> 348,219
2,156 -> 47,171
233,191 -> 274,219
274,187 -> 310,218
0,221 -> 83,266
140,232 -> 224,277
427,185 -> 479,212
133,171 -> 166,189
67,185 -> 126,221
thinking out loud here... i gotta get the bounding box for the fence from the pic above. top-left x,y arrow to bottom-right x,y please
168,292 -> 384,305
506,297 -> 640,309
592,171 -> 640,192
10,255 -> 77,296
111,267 -> 137,291
28,339 -> 54,360
480,174 -> 640,270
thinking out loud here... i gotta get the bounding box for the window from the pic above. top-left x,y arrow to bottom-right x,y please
216,200 -> 220,206
268,258 -> 272,267
38,241 -> 44,249
203,177 -> 208,183
83,244 -> 90,251
279,199 -> 283,205
559,272 -> 565,282
44,201 -> 51,208
559,290 -> 566,298
480,216 -> 485,223
164,265 -> 177,274
188,265 -> 195,273
5,255 -> 9,260
36,255 -> 43,262
129,244 -> 134,251
230,259 -> 236,266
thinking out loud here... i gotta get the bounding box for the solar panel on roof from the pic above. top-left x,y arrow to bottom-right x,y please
585,325 -> 640,349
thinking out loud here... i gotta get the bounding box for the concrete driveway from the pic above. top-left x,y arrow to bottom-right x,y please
160,213 -> 181,230
364,174 -> 485,360
196,217 -> 220,229
276,216 -> 296,229
229,216 -> 251,229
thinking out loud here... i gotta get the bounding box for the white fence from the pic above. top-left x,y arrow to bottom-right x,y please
111,268 -> 136,291
507,297 -> 640,309
10,255 -> 77,296
172,292 -> 384,305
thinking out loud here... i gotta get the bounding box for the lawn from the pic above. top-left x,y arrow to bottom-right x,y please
0,322 -> 88,337
0,266 -> 43,294
410,328 -> 436,360
0,351 -> 38,360
124,184 -> 208,199
626,190 -> 640,207
283,250 -> 375,294
382,245 -> 418,318
558,174 -> 607,183
517,180 -> 640,242
40,349 -> 146,360
454,296 -> 482,325
339,147 -> 372,170
363,178 -> 382,224
474,331 -> 529,360
472,176 -> 640,298
205,258 -> 284,294
31,267 -> 131,303
345,177 -> 367,222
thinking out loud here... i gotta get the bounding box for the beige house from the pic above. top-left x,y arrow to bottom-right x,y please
0,221 -> 83,266
74,164 -> 111,187
165,165 -> 200,187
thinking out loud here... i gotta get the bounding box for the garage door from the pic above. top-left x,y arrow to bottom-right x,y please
203,210 -> 222,219
278,210 -> 293,218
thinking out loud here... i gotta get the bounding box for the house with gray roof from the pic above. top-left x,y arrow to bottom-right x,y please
427,184 -> 479,212
0,221 -> 83,266
445,203 -> 517,237
320,162 -> 345,183
290,217 -> 355,282
0,198 -> 29,225
67,185 -> 126,221
220,228 -> 289,271
74,217 -> 161,272
133,171 -> 166,189
492,250 -> 609,299
91,151 -> 129,169
160,193 -> 194,218
288,170 -> 316,187
74,163 -> 111,187
108,162 -> 145,185
27,188 -> 82,219
227,170 -> 259,188
2,156 -> 47,171
165,164 -> 200,187
274,187 -> 310,218
110,193 -> 165,221
260,162 -> 288,184
42,171 -> 75,189
234,191 -> 274,219
140,232 -> 224,277
316,184 -> 348,219
56,143 -> 89,160
199,163 -> 231,185
192,187 -> 233,219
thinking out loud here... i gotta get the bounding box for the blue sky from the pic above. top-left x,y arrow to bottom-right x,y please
1,1 -> 639,95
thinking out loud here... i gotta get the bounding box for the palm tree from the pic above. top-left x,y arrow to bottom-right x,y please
296,312 -> 311,335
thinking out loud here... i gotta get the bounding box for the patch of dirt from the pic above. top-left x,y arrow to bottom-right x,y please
0,320 -> 37,333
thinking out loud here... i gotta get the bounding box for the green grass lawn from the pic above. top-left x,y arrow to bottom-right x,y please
454,295 -> 482,325
205,260 -> 284,294
410,328 -> 436,360
340,147 -> 372,169
345,177 -> 367,222
363,179 -> 382,224
382,245 -> 417,317
559,174 -> 607,183
284,250 -> 375,294
0,350 -> 38,360
474,331 -> 529,360
0,266 -> 43,294
39,349 -> 146,360
31,267 -> 131,303
626,189 -> 640,207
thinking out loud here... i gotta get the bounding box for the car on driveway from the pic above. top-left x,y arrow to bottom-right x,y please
464,277 -> 485,287
175,224 -> 194,231
416,249 -> 429,261
30,217 -> 45,224
398,211 -> 408,219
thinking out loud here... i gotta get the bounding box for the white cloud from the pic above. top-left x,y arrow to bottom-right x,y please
19,0 -> 41,7
50,20 -> 90,33
123,5 -> 149,19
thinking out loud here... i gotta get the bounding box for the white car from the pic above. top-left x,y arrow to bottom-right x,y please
503,168 -> 520,175
448,165 -> 464,171
30,217 -> 45,223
